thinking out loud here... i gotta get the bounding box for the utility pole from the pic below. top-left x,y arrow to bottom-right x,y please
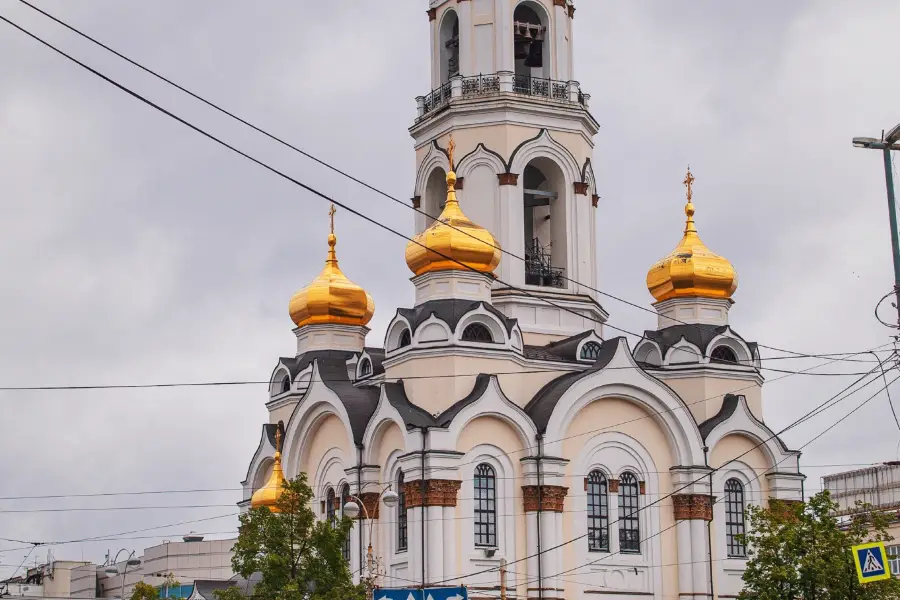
500,558 -> 507,600
853,123 -> 900,328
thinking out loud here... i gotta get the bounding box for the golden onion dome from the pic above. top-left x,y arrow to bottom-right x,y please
405,137 -> 501,276
251,427 -> 286,512
646,168 -> 738,303
288,206 -> 375,328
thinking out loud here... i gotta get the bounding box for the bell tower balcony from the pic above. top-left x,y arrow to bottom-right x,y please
415,72 -> 589,123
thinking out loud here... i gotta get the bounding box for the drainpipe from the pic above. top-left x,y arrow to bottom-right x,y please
704,446 -> 714,600
421,427 -> 428,589
536,434 -> 544,600
357,445 -> 364,581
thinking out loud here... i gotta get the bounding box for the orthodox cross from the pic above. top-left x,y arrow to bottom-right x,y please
447,135 -> 456,170
328,204 -> 337,234
683,166 -> 695,202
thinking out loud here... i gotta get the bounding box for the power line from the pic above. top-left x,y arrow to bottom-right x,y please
4,4 -> 889,367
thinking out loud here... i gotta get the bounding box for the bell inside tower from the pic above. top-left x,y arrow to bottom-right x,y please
440,11 -> 460,83
513,3 -> 546,82
523,160 -> 567,288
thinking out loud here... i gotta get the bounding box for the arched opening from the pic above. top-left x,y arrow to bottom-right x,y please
423,167 -> 447,227
439,10 -> 460,83
513,2 -> 547,86
359,358 -> 372,378
711,345 -> 739,365
280,374 -> 290,395
523,158 -> 567,288
462,323 -> 494,343
398,329 -> 412,349
580,341 -> 602,361
634,344 -> 663,367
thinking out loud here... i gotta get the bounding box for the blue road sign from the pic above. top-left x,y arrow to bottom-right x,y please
853,541 -> 892,583
374,587 -> 467,600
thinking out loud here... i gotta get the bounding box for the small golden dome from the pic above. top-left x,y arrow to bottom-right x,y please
289,206 -> 375,328
647,168 -> 738,303
405,139 -> 501,276
251,427 -> 286,512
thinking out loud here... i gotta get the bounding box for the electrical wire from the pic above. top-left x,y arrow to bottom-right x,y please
4,3 -> 890,367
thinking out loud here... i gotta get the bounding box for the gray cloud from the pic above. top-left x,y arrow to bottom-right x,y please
0,0 -> 897,572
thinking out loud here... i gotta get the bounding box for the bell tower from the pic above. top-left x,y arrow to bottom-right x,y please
411,0 -> 606,344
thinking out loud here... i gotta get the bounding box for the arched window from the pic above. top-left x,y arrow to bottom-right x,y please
513,3 -> 545,81
398,329 -> 412,349
618,472 -> 640,554
523,159 -> 566,288
359,358 -> 372,377
397,471 -> 408,552
587,470 -> 609,552
462,323 -> 493,343
280,375 -> 290,394
326,488 -> 336,526
580,341 -> 602,361
439,10 -> 460,83
725,479 -> 746,557
474,464 -> 497,547
340,484 -> 351,563
711,345 -> 738,364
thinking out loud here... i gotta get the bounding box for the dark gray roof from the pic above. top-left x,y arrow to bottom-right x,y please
397,299 -> 517,336
523,331 -> 597,363
642,324 -> 757,359
384,374 -> 492,430
525,338 -> 622,433
275,350 -> 357,379
697,393 -> 791,452
315,358 -> 380,447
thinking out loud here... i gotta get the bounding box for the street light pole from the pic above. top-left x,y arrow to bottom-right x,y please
104,549 -> 141,600
853,123 -> 900,327
342,486 -> 398,600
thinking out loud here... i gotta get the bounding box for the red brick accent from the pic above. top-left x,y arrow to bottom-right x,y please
427,8 -> 437,21
356,492 -> 381,520
573,181 -> 589,195
412,196 -> 421,209
522,485 -> 568,512
673,494 -> 713,521
455,177 -> 464,190
498,173 -> 519,186
608,478 -> 619,493
769,498 -> 803,519
568,5 -> 576,18
591,194 -> 600,208
639,481 -> 646,495
405,479 -> 462,508
552,0 -> 567,6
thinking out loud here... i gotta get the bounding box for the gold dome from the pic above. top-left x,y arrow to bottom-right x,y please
646,168 -> 738,303
289,206 -> 374,328
405,139 -> 501,276
251,427 -> 285,512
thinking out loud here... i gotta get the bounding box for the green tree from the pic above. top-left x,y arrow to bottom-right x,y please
130,581 -> 159,600
215,473 -> 363,600
740,491 -> 900,600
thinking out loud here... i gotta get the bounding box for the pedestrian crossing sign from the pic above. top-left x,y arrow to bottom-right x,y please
853,541 -> 892,583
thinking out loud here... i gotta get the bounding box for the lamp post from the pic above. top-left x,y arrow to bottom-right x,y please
853,123 -> 900,327
104,549 -> 141,600
342,486 -> 399,600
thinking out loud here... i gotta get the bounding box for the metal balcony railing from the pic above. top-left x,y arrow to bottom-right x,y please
417,72 -> 589,120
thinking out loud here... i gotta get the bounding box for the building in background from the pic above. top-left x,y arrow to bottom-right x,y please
0,536 -> 236,600
823,462 -> 900,575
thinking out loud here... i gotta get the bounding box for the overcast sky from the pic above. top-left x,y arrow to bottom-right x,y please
1,0 -> 899,575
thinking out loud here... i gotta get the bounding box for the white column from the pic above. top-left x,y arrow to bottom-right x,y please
457,0 -> 473,76
553,3 -> 569,80
426,505 -> 444,584
443,505 -> 457,584
525,511 -> 540,594
498,181 -> 525,286
676,520 -> 694,600
690,519 -> 711,600
430,13 -> 439,89
540,511 -> 558,593
408,505 -> 424,587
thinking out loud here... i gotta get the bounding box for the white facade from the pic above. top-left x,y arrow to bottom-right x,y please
240,3 -> 805,599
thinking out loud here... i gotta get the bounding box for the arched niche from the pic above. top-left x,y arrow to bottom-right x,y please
523,157 -> 568,288
423,167 -> 447,227
513,1 -> 549,80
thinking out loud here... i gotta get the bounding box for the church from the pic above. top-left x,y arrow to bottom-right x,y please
240,1 -> 804,599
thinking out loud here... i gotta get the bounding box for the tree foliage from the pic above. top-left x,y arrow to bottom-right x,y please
215,473 -> 363,600
130,581 -> 159,600
740,491 -> 900,600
